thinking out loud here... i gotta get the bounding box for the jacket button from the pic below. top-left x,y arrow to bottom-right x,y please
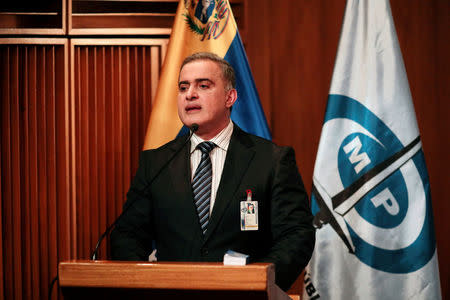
201,248 -> 208,256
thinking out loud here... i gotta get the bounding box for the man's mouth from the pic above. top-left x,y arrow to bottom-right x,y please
186,105 -> 201,112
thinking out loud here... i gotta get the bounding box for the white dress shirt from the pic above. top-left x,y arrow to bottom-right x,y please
190,120 -> 234,213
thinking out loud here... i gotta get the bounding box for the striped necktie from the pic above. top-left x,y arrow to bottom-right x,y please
192,141 -> 216,235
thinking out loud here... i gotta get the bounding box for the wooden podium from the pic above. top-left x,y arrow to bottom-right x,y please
58,260 -> 292,300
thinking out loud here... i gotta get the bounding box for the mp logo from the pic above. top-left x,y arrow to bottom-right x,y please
312,95 -> 435,273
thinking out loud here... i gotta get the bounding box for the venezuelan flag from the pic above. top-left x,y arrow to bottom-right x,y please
143,0 -> 271,149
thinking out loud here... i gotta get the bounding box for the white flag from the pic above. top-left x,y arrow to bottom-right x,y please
303,0 -> 441,299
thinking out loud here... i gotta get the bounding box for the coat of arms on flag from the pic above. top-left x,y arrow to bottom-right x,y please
183,0 -> 230,40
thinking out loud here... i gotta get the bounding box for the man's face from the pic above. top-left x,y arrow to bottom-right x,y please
177,59 -> 236,139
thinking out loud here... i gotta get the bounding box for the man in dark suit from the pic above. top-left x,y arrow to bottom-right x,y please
110,52 -> 315,291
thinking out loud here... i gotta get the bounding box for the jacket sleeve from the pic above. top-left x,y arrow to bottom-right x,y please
110,151 -> 154,261
261,146 -> 316,291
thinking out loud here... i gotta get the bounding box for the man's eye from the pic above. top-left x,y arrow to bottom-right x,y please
200,84 -> 209,89
179,85 -> 188,92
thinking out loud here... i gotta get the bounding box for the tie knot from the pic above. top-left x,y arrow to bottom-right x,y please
197,141 -> 216,154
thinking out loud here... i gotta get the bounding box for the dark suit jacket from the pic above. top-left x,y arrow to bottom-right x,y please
110,125 -> 315,290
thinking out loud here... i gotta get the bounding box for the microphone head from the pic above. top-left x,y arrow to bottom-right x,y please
191,123 -> 199,132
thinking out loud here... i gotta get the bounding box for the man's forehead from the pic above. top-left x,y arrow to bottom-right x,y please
179,60 -> 221,78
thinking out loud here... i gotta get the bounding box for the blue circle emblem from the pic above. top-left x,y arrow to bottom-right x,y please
319,94 -> 436,273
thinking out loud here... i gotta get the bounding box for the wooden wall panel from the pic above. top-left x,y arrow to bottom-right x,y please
71,40 -> 167,260
0,41 -> 69,300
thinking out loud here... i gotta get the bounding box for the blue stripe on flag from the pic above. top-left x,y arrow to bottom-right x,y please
225,32 -> 272,140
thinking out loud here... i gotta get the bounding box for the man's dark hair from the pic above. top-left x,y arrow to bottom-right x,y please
180,52 -> 236,91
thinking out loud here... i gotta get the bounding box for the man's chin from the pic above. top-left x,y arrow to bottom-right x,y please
181,116 -> 203,127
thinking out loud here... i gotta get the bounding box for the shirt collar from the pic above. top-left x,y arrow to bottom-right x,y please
190,120 -> 234,153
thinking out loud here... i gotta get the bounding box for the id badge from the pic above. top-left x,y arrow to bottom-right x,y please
240,189 -> 258,231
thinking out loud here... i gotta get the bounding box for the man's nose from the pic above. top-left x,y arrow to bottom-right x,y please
186,86 -> 198,100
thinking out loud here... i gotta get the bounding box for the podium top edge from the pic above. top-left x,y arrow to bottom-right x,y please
59,260 -> 274,270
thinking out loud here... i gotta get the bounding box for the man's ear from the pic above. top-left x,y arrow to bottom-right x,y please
225,89 -> 237,108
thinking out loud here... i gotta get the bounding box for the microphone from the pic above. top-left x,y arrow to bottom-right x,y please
191,123 -> 199,133
91,124 -> 199,260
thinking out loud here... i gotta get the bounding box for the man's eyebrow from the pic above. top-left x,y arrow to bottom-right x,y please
178,80 -> 189,87
178,78 -> 213,86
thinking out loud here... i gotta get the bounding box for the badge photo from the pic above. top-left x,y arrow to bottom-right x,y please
240,189 -> 258,231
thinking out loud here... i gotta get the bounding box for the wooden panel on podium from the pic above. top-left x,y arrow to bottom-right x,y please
59,260 -> 291,300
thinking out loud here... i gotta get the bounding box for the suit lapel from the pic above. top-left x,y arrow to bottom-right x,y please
204,126 -> 255,242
